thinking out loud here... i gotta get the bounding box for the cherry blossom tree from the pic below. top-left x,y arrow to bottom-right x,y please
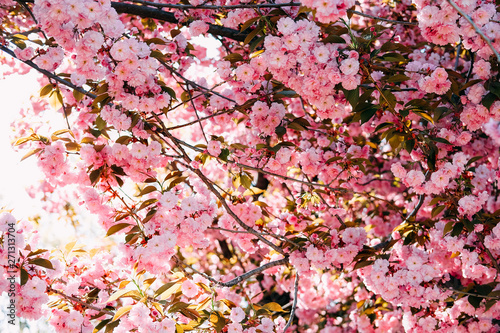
1,0 -> 500,332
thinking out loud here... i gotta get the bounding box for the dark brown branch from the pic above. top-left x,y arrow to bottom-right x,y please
112,2 -> 248,42
120,1 -> 417,26
121,0 -> 301,10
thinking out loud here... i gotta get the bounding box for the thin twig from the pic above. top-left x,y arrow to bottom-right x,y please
169,135 -> 349,193
454,41 -> 462,71
349,10 -> 417,26
155,120 -> 286,255
158,59 -> 237,104
373,192 -> 426,251
165,109 -> 234,130
335,214 -> 347,228
0,45 -> 96,99
446,0 -> 500,62
47,287 -> 114,316
209,226 -> 301,248
175,75 -> 208,143
175,257 -> 289,287
283,272 -> 299,332
478,234 -> 500,281
446,287 -> 500,300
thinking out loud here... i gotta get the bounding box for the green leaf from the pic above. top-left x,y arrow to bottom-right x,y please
145,38 -> 166,45
326,156 -> 343,164
111,305 -> 133,323
384,74 -> 410,83
404,139 -> 415,154
381,90 -> 397,109
443,221 -> 454,236
240,173 -> 252,189
95,116 -> 107,131
475,283 -> 496,296
353,260 -> 374,270
412,111 -> 434,124
142,209 -> 157,224
431,205 -> 445,218
380,42 -> 411,53
93,319 -> 111,332
321,34 -> 346,44
40,84 -> 53,97
240,16 -> 260,32
138,198 -> 158,211
466,156 -> 483,166
244,25 -> 264,45
380,53 -> 407,62
489,81 -> 500,99
288,121 -> 306,131
463,219 -> 474,232
209,311 -> 226,333
106,223 -> 132,237
20,268 -> 29,286
262,302 -> 286,312
360,106 -> 378,124
468,295 -> 483,309
344,87 -> 359,108
223,53 -> 243,63
169,301 -> 190,313
459,79 -> 483,92
89,167 -> 103,186
431,137 -> 452,145
29,258 -> 54,270
168,176 -> 188,191
482,92 -> 497,109
137,185 -> 157,196
218,148 -> 230,162
374,122 -> 393,132
451,222 -> 464,237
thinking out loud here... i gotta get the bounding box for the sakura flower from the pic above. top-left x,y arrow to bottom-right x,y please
339,58 -> 359,76
189,20 -> 209,36
235,64 -> 255,81
181,279 -> 199,298
230,306 -> 245,323
207,140 -> 222,156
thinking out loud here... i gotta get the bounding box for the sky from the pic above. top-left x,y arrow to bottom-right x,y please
0,69 -> 43,218
0,63 -> 55,332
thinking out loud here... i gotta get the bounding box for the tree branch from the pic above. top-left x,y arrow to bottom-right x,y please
283,272 -> 299,332
174,256 -> 289,287
373,192 -> 426,251
112,2 -> 248,42
446,0 -> 500,62
0,45 -> 96,99
47,287 -> 114,316
152,118 -> 286,255
167,134 -> 350,194
120,1 -> 417,26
